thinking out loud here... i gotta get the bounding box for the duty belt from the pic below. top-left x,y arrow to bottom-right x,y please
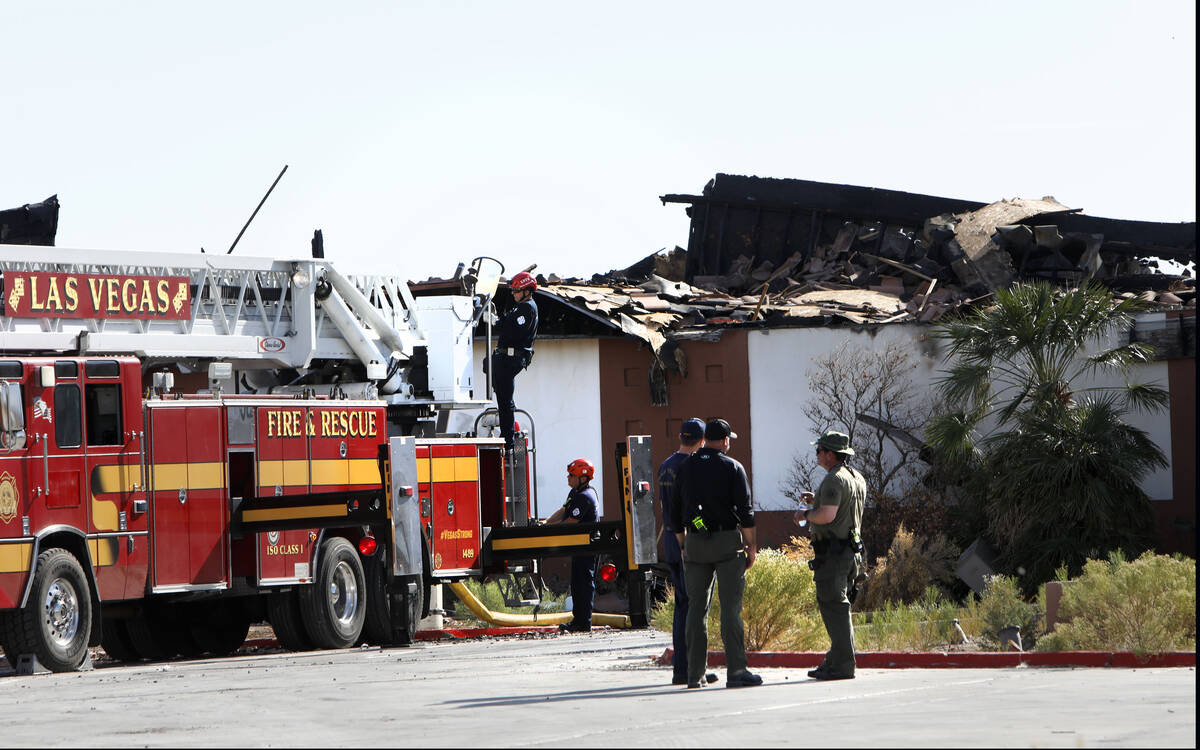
688,524 -> 739,533
812,537 -> 851,555
495,347 -> 530,357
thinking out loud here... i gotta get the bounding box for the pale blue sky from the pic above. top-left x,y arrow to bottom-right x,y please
3,1 -> 1195,282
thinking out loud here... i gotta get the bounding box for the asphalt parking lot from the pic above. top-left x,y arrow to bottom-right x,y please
2,629 -> 1195,748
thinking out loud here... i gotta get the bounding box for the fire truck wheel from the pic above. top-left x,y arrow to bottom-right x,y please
1,613 -> 21,668
266,590 -> 313,652
395,580 -> 423,646
123,610 -> 176,661
100,618 -> 140,662
11,549 -> 93,672
189,604 -> 251,656
300,537 -> 367,649
362,559 -> 423,646
361,555 -> 391,646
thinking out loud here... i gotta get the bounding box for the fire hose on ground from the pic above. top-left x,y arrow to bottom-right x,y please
447,581 -> 631,628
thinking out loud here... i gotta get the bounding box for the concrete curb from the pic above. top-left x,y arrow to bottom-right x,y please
656,648 -> 1197,669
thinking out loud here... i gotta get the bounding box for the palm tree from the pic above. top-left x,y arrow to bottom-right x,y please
928,282 -> 1169,588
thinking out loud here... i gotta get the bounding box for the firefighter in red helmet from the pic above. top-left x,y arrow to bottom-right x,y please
490,271 -> 538,451
543,458 -> 599,632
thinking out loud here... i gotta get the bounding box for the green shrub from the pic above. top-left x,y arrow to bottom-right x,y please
651,548 -> 825,652
977,574 -> 1040,643
855,587 -> 982,651
1035,551 -> 1196,654
857,525 -> 960,611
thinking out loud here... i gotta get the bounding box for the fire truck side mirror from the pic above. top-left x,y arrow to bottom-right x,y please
0,381 -> 27,451
39,365 -> 56,388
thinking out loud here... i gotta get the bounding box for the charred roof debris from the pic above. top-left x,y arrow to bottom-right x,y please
0,195 -> 59,246
457,175 -> 1194,358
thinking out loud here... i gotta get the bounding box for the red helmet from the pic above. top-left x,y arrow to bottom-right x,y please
510,271 -> 537,292
567,458 -> 595,480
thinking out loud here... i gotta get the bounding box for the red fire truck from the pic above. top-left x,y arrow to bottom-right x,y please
0,247 -> 658,673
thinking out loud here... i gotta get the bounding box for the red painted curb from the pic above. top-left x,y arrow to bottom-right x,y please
657,648 -> 1196,669
1110,652 -> 1197,668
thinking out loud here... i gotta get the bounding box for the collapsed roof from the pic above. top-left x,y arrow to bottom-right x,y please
512,175 -> 1196,354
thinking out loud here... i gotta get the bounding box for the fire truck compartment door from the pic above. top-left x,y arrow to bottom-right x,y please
389,436 -> 422,577
149,406 -> 229,590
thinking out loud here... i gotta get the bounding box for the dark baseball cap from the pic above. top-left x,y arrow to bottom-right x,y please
680,418 -> 705,440
704,418 -> 738,440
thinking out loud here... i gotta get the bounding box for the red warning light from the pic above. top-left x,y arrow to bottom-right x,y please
358,536 -> 378,556
599,563 -> 618,583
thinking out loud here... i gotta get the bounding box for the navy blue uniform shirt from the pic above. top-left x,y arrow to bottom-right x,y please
498,298 -> 538,351
669,447 -> 754,533
562,485 -> 598,523
657,451 -> 690,563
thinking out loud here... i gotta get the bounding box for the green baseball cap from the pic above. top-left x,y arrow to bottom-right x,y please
812,430 -> 854,455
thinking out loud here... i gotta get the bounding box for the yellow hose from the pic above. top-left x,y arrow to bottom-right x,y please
448,581 -> 631,628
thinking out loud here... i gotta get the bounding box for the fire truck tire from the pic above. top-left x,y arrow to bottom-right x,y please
9,549 -> 93,672
123,610 -> 177,661
1,613 -> 21,668
100,618 -> 140,662
189,603 -> 251,656
300,537 -> 366,649
361,555 -> 391,646
267,590 -> 313,651
394,580 -> 423,646
362,559 -> 423,646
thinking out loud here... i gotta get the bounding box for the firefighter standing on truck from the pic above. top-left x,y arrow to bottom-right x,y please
490,271 -> 538,452
795,430 -> 867,681
543,458 -> 598,633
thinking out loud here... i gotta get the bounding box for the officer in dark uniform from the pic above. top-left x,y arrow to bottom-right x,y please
670,419 -> 763,689
543,458 -> 598,633
657,417 -> 706,685
490,271 -> 538,451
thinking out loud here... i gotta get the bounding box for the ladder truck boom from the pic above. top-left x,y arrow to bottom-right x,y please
0,244 -> 481,413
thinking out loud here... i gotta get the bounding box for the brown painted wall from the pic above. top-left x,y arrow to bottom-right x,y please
596,332 -> 752,526
1159,352 -> 1196,556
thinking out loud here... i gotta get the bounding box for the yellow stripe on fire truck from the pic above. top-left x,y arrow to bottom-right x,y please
87,537 -> 120,567
0,538 -> 119,572
152,462 -> 225,490
415,456 -> 478,484
490,533 -> 593,551
256,459 -> 381,488
240,504 -> 348,523
0,542 -> 34,573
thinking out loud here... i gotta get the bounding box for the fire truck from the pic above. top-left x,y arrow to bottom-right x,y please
0,245 -> 658,673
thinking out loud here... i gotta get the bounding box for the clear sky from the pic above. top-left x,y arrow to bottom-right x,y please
3,1 -> 1195,282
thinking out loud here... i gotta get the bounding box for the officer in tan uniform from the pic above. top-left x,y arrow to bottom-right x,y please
795,430 -> 866,680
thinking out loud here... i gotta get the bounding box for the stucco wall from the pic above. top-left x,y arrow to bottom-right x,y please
457,339 -> 604,518
747,325 -> 937,513
747,323 -> 1179,513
